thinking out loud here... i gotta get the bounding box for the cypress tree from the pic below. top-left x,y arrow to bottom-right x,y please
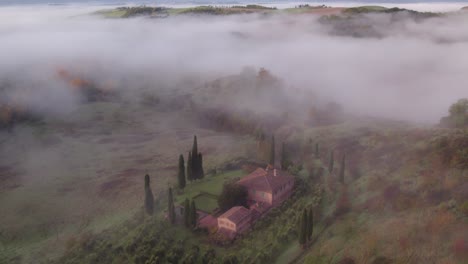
315,143 -> 319,158
144,174 -> 154,215
328,150 -> 334,173
191,135 -> 199,180
184,198 -> 190,228
307,208 -> 314,242
299,209 -> 307,247
168,187 -> 175,224
281,142 -> 288,170
269,135 -> 275,166
339,154 -> 346,184
178,154 -> 186,189
190,199 -> 197,228
187,151 -> 193,182
198,153 -> 204,179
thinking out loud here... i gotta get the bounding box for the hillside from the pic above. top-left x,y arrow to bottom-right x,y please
52,117 -> 468,264
1,4 -> 467,264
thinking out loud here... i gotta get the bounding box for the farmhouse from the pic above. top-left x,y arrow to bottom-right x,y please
217,206 -> 252,237
217,166 -> 295,237
238,167 -> 295,207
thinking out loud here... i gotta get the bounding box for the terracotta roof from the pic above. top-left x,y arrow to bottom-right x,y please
238,167 -> 294,193
218,206 -> 251,224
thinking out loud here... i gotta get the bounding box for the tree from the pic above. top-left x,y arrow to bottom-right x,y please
191,135 -> 199,180
328,150 -> 334,173
190,199 -> 197,228
178,154 -> 186,189
307,208 -> 314,242
198,153 -> 205,179
184,198 -> 190,228
168,188 -> 176,224
299,209 -> 307,248
440,98 -> 468,128
144,174 -> 154,215
269,135 -> 275,166
217,183 -> 248,212
187,151 -> 193,182
339,154 -> 346,184
315,143 -> 319,158
281,142 -> 290,170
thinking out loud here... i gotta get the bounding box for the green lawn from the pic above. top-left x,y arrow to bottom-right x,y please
193,193 -> 218,213
175,170 -> 244,212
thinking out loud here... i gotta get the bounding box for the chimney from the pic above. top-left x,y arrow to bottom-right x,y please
274,169 -> 277,177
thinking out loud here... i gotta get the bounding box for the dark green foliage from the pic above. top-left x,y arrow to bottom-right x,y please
187,151 -> 193,182
178,154 -> 186,189
192,136 -> 199,178
307,208 -> 313,242
168,188 -> 176,224
217,182 -> 248,212
144,174 -> 154,215
440,98 -> 468,128
190,200 -> 197,228
281,142 -> 290,170
299,209 -> 307,247
202,249 -> 216,263
269,135 -> 275,166
184,199 -> 190,228
188,135 -> 204,180
328,150 -> 334,173
339,154 -> 346,184
198,153 -> 205,179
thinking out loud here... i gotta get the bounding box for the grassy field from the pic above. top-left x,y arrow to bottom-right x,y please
175,169 -> 244,213
0,101 -> 254,263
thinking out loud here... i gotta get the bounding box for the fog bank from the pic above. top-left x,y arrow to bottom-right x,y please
1,5 -> 468,123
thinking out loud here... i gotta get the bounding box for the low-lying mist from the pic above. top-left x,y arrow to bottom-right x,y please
1,5 -> 468,123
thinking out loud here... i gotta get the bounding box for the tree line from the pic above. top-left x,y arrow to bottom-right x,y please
178,135 -> 205,189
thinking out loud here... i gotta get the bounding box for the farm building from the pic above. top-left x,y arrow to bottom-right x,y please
217,167 -> 295,237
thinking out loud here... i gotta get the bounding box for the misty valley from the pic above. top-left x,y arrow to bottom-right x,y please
0,2 -> 467,264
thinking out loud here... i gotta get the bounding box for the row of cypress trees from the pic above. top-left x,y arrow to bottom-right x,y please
183,198 -> 198,228
178,135 -> 204,189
